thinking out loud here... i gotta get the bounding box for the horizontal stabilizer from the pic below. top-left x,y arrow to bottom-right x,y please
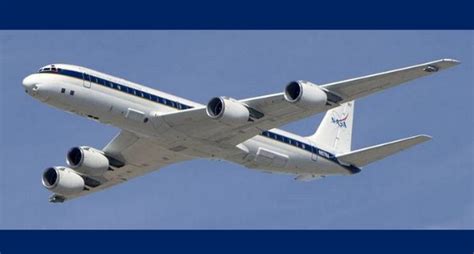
336,135 -> 431,167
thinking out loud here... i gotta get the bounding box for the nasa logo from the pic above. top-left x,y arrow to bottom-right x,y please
331,113 -> 348,128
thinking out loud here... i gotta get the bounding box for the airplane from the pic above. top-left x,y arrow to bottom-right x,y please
22,59 -> 460,202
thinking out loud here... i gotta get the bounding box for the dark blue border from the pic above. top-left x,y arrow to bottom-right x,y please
3,0 -> 474,29
0,230 -> 472,253
4,1 -> 473,252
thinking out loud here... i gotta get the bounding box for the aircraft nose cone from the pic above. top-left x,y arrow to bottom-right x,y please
22,74 -> 36,89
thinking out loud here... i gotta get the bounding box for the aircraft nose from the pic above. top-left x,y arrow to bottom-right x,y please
22,74 -> 43,99
22,74 -> 37,89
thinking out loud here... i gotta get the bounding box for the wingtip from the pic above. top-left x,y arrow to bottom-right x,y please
417,134 -> 433,141
442,58 -> 461,65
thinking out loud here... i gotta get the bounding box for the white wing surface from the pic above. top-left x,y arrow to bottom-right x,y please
159,59 -> 459,147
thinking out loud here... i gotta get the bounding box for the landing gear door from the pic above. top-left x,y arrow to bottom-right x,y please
83,73 -> 91,88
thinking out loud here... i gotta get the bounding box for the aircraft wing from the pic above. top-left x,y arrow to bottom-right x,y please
321,59 -> 460,103
159,93 -> 311,147
49,130 -> 191,202
159,59 -> 459,147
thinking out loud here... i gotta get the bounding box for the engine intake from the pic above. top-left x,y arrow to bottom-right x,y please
284,81 -> 328,109
42,166 -> 85,195
67,146 -> 109,176
285,81 -> 303,102
206,97 -> 250,125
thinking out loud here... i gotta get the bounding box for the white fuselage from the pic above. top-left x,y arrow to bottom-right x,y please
23,64 -> 357,177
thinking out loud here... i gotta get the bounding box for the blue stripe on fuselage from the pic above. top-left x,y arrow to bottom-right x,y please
39,68 -> 194,110
261,131 -> 361,174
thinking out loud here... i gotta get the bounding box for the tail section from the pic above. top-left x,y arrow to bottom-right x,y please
336,135 -> 431,167
308,102 -> 431,169
308,101 -> 354,154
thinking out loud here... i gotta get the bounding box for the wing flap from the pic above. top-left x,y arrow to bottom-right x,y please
336,135 -> 431,167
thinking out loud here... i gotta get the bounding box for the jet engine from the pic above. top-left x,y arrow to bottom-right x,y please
42,166 -> 85,195
67,146 -> 109,176
284,81 -> 328,109
206,97 -> 250,125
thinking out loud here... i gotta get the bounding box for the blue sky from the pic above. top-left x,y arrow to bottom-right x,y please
0,31 -> 472,229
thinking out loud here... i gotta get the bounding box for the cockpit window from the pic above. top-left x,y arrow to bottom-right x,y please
38,65 -> 62,73
38,67 -> 51,73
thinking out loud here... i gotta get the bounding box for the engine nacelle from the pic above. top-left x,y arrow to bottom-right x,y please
284,81 -> 328,109
42,166 -> 85,195
67,146 -> 109,176
206,97 -> 250,125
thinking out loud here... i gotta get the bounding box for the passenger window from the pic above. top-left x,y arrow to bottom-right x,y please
70,90 -> 75,96
61,88 -> 65,93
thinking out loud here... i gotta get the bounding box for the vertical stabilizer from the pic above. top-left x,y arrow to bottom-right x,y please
307,101 -> 354,153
